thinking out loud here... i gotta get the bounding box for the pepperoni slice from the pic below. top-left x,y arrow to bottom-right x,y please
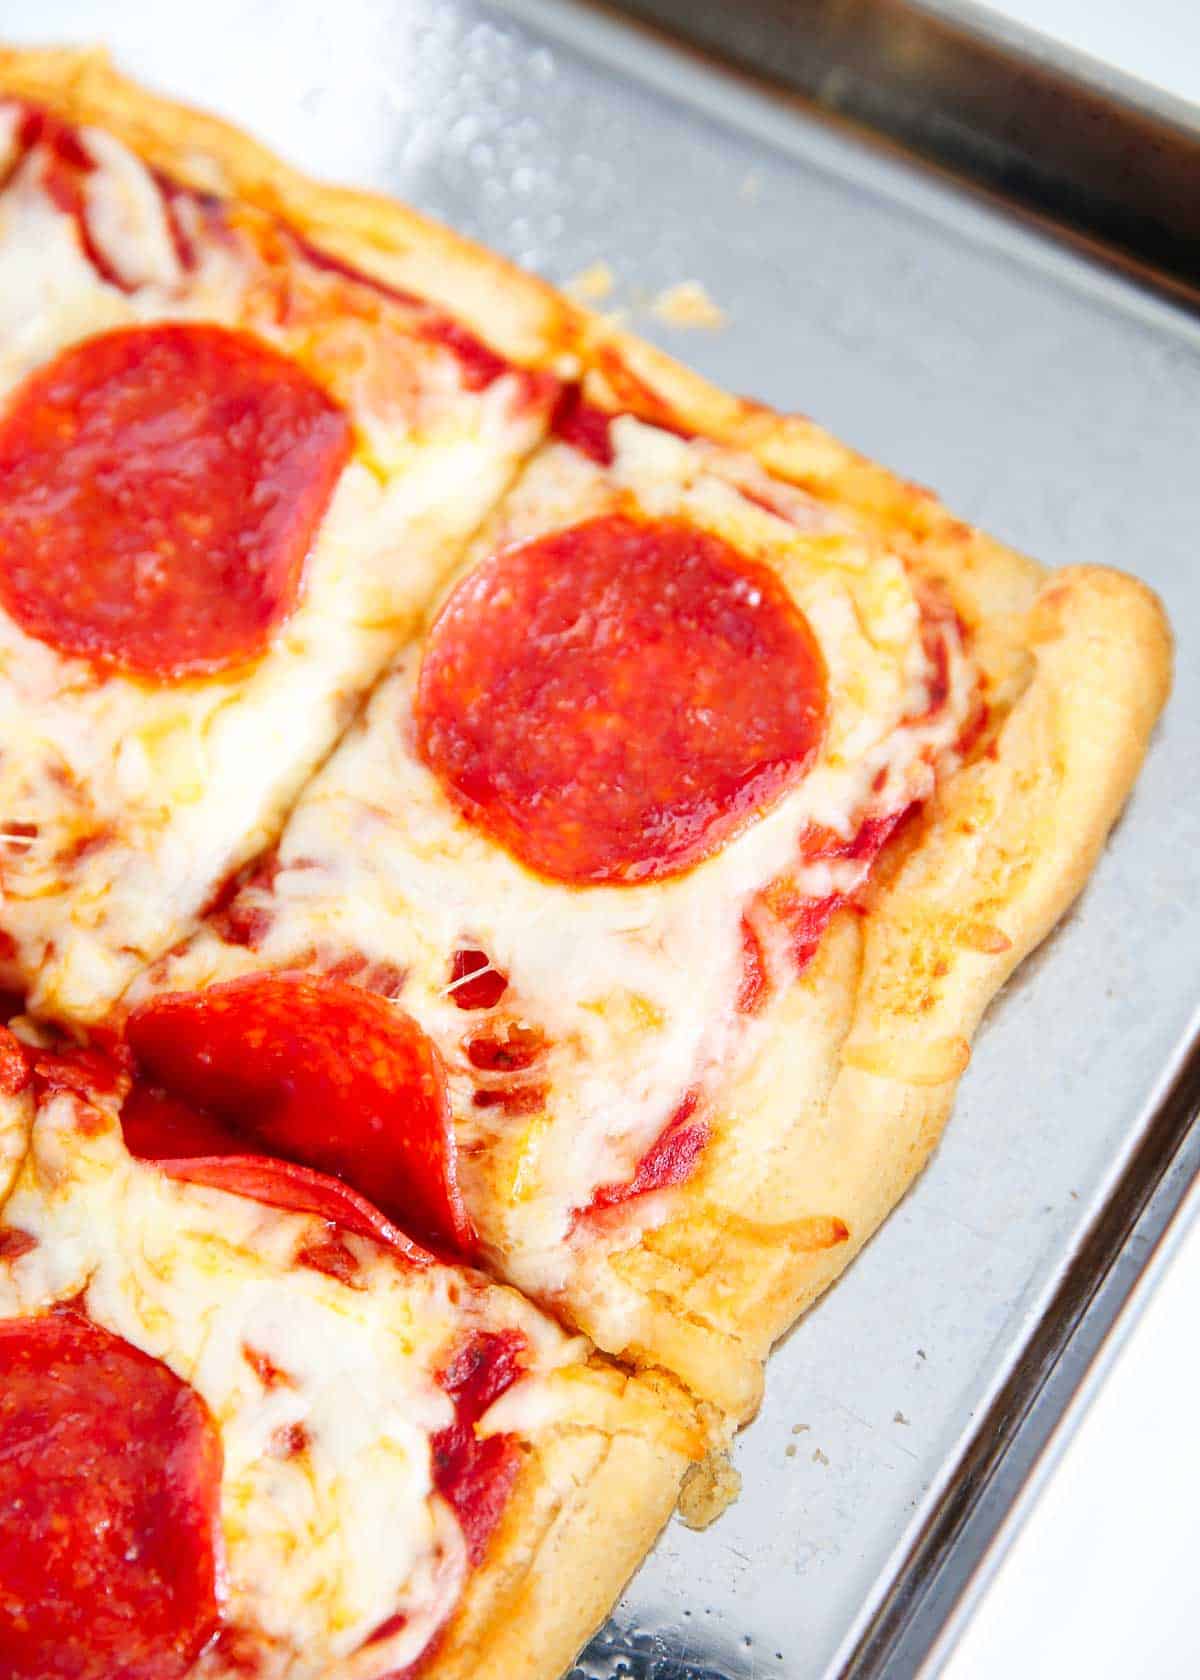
125,973 -> 473,1255
122,1030 -> 432,1265
0,1311 -> 223,1680
416,514 -> 827,884
150,1153 -> 433,1267
0,323 -> 350,679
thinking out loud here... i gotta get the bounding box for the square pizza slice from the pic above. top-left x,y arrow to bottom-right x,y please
0,1025 -> 705,1680
131,332 -> 1172,1419
0,49 -> 567,1024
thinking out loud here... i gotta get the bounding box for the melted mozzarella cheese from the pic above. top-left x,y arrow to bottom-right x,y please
145,418 -> 975,1303
0,112 -> 551,1022
0,1085 -> 29,1208
0,1086 -> 581,1679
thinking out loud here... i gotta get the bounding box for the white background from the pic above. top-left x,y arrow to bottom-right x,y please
941,12 -> 1199,1676
975,0 -> 1200,105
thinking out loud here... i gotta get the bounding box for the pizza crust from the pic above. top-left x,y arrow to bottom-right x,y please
423,1363 -> 707,1680
563,510 -> 1171,1416
0,1060 -> 711,1680
0,47 -> 570,1024
0,37 -> 1173,1630
0,45 -> 575,373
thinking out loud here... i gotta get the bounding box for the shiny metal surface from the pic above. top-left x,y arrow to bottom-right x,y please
604,0 -> 1200,306
4,1 -> 1199,1675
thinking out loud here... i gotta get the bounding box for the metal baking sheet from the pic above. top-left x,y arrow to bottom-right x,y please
5,0 -> 1200,1674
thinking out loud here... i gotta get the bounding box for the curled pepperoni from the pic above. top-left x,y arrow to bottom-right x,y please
125,972 -> 473,1255
0,1311 -> 223,1680
416,514 -> 827,884
122,1039 -> 433,1264
0,323 -> 350,679
149,1153 -> 433,1268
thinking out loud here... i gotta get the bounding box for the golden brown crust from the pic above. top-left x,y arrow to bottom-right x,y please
570,311 -> 1045,613
575,559 -> 1171,1417
0,45 -> 576,369
489,297 -> 1169,1417
422,1363 -> 707,1680
0,37 -> 1174,1605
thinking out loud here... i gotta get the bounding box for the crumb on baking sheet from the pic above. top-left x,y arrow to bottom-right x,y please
812,1448 -> 829,1466
649,280 -> 726,330
894,1410 -> 910,1426
678,1450 -> 742,1529
565,261 -> 616,303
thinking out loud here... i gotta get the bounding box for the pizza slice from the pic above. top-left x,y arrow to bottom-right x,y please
0,1024 -> 705,1680
0,49 -> 566,1024
130,338 -> 1170,1416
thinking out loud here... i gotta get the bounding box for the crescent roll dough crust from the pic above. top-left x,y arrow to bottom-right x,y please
0,46 -> 575,370
0,1058 -> 709,1680
537,337 -> 1172,1416
0,42 -> 1173,1678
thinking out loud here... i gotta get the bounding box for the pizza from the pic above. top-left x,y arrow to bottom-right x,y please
0,1026 -> 703,1679
0,65 -> 564,1024
0,43 -> 1173,1680
137,402 -> 981,1411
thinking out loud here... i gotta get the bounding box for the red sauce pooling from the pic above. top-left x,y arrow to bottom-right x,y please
587,1091 -> 708,1213
0,1310 -> 223,1680
448,948 -> 509,1011
0,1025 -> 30,1097
363,1333 -> 529,1674
419,317 -> 511,391
432,1329 -> 527,1566
550,387 -> 614,464
31,1041 -> 130,1104
549,387 -> 698,465
292,227 -> 557,409
12,108 -> 133,292
292,231 -> 424,309
736,917 -> 769,1016
125,972 -> 472,1255
765,807 -> 913,971
152,172 -> 203,272
465,1023 -> 546,1073
0,323 -> 351,680
416,513 -> 828,885
0,1229 -> 36,1263
471,1084 -> 547,1116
